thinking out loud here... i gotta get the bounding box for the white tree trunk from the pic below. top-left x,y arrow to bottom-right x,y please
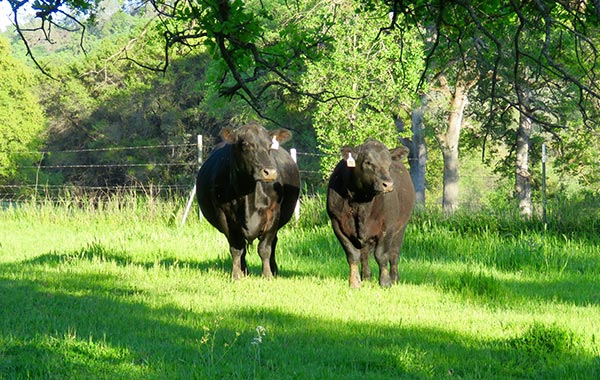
441,83 -> 468,214
516,110 -> 533,218
410,95 -> 428,207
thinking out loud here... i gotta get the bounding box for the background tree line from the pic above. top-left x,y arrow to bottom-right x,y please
1,0 -> 599,217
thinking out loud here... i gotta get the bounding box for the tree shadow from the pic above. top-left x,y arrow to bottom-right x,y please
1,265 -> 598,380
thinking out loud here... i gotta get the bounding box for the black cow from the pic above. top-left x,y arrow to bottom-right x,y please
196,122 -> 300,279
326,138 -> 415,288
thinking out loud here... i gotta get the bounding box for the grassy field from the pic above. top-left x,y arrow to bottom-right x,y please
1,195 -> 599,379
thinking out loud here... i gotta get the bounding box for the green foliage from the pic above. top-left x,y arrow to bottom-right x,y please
301,1 -> 424,173
551,121 -> 600,192
0,36 -> 45,181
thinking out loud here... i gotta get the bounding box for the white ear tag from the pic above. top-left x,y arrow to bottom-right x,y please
346,153 -> 356,167
270,136 -> 280,150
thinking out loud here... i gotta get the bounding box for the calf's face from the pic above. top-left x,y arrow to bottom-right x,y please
222,123 -> 292,182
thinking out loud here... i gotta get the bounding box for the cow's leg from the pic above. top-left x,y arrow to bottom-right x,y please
257,234 -> 276,278
389,228 -> 407,284
374,243 -> 392,288
360,247 -> 371,281
390,226 -> 406,284
229,237 -> 247,280
269,235 -> 278,276
339,237 -> 361,288
344,245 -> 362,288
331,219 -> 361,288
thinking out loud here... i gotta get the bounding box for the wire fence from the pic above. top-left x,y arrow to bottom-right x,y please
1,142 -> 326,205
5,141 -> 600,233
1,139 -> 514,211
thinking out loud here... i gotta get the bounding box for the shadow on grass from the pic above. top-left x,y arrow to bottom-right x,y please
24,240 -> 316,282
26,228 -> 600,309
1,267 -> 598,380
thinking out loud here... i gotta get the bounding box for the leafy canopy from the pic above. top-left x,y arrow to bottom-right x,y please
0,35 -> 45,181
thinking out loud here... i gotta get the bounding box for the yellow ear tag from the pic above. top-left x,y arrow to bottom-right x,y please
346,153 -> 356,167
270,136 -> 280,150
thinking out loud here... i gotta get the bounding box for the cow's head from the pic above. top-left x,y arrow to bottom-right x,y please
341,139 -> 409,194
221,122 -> 292,182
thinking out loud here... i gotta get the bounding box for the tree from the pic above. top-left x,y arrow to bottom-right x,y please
0,35 -> 45,182
464,1 -> 600,216
9,0 -> 598,119
6,0 -> 600,206
301,1 -> 423,174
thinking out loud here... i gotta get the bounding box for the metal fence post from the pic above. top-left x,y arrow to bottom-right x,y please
542,143 -> 547,227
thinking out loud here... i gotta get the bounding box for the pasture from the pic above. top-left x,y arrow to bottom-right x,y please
1,195 -> 599,379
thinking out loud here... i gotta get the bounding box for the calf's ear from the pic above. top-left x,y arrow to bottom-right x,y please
271,128 -> 292,144
221,128 -> 236,143
390,145 -> 410,161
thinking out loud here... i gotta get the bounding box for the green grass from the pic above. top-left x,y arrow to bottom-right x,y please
1,196 -> 599,379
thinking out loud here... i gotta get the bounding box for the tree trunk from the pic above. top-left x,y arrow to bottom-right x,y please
410,94 -> 428,207
440,82 -> 468,214
515,109 -> 533,218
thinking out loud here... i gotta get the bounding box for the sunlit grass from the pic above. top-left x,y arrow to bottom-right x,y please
1,195 -> 599,379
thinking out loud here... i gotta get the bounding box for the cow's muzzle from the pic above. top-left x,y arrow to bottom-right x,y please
260,168 -> 278,181
380,180 -> 394,193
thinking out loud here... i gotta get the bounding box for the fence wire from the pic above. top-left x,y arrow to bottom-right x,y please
1,143 -> 330,204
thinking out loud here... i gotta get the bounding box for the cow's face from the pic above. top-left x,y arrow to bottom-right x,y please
342,139 -> 409,194
221,123 -> 292,182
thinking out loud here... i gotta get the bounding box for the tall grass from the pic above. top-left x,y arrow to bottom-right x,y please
1,192 -> 599,379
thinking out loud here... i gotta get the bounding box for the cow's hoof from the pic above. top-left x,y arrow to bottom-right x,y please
379,275 -> 392,288
262,272 -> 274,279
349,278 -> 362,289
231,269 -> 245,280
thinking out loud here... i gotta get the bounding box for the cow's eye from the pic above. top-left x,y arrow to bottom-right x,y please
241,141 -> 252,150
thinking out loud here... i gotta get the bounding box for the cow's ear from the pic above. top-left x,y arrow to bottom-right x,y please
340,146 -> 353,158
271,128 -> 292,144
390,145 -> 410,161
221,128 -> 236,143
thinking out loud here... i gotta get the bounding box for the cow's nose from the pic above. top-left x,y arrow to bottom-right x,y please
381,180 -> 394,192
262,168 -> 278,181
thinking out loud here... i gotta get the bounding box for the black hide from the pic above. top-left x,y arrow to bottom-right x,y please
196,122 -> 300,279
327,139 -> 415,288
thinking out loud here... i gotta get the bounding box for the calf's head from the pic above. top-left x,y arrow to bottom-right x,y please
341,139 -> 409,194
221,123 -> 292,182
